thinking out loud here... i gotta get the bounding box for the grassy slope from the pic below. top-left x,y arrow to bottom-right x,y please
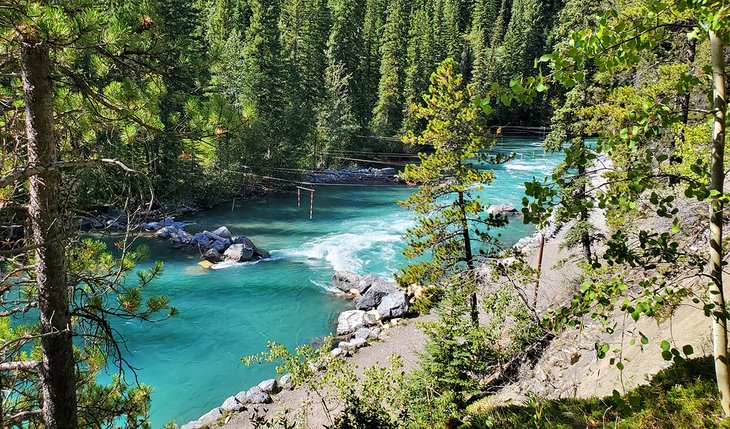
468,357 -> 730,429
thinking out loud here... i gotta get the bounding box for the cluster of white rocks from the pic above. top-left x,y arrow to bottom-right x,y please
178,375 -> 294,429
330,271 -> 414,357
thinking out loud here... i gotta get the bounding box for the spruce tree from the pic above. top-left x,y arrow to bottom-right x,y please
441,0 -> 463,64
316,59 -> 359,167
242,0 -> 290,162
359,0 -> 388,130
371,0 -> 409,136
403,3 -> 436,132
469,0 -> 501,91
327,0 -> 367,128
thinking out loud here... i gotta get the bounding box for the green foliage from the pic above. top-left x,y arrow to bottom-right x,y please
316,60 -> 359,168
331,395 -> 396,429
470,357 -> 730,429
371,0 -> 408,135
244,341 -> 406,427
398,59 -> 504,288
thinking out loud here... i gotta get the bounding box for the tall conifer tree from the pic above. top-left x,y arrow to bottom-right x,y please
403,3 -> 436,132
371,0 -> 408,135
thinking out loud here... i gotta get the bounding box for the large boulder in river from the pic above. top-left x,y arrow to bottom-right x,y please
337,310 -> 367,335
331,271 -> 361,293
377,292 -> 409,319
231,235 -> 256,248
156,227 -> 193,244
203,248 -> 224,263
355,274 -> 389,294
487,204 -> 519,216
224,243 -> 254,262
210,238 -> 232,253
356,281 -> 398,311
211,226 -> 232,239
254,248 -> 271,259
191,232 -> 214,248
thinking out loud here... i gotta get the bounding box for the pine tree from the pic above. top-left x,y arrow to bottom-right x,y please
327,0 -> 367,128
441,0 -> 463,64
359,0 -> 388,130
469,0 -> 501,91
371,0 -> 409,136
398,59 -> 506,324
316,59 -> 359,167
403,3 -> 436,132
0,2 -> 176,427
242,0 -> 290,162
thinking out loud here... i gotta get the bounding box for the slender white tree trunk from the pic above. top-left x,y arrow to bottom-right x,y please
708,28 -> 730,417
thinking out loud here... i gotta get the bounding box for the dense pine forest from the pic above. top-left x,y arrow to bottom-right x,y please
5,0 -> 565,209
3,0 -> 730,428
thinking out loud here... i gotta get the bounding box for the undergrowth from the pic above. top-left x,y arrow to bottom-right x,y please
467,356 -> 730,429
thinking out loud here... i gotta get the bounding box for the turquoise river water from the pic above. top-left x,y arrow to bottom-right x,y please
104,139 -> 562,427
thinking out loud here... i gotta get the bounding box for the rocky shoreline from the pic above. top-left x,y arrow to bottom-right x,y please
178,271 -> 413,429
175,202 -> 556,428
75,167 -> 400,234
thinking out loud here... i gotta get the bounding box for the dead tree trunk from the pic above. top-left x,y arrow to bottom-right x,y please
20,32 -> 79,429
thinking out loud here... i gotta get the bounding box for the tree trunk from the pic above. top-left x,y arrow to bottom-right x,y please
708,29 -> 730,417
458,190 -> 478,325
20,33 -> 78,429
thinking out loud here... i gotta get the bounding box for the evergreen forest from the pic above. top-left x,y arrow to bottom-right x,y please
3,0 -> 730,428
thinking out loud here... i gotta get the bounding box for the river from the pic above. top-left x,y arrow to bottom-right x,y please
105,139 -> 561,427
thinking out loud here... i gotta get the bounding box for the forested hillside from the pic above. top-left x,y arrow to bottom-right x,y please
6,0 -> 565,208
3,0 -> 730,428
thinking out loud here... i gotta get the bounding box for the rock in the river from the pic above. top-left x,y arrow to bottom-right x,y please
156,227 -> 192,244
231,235 -> 256,248
245,386 -> 272,404
257,378 -> 279,394
191,232 -> 214,248
487,204 -> 519,216
211,226 -> 232,239
331,271 -> 361,293
337,310 -> 367,335
377,292 -> 409,319
279,373 -> 293,390
357,281 -> 398,310
172,230 -> 193,244
254,248 -> 271,259
355,274 -> 386,294
331,347 -> 344,357
203,248 -> 224,263
221,395 -> 245,412
210,238 -> 232,253
155,227 -> 174,239
224,243 -> 254,262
